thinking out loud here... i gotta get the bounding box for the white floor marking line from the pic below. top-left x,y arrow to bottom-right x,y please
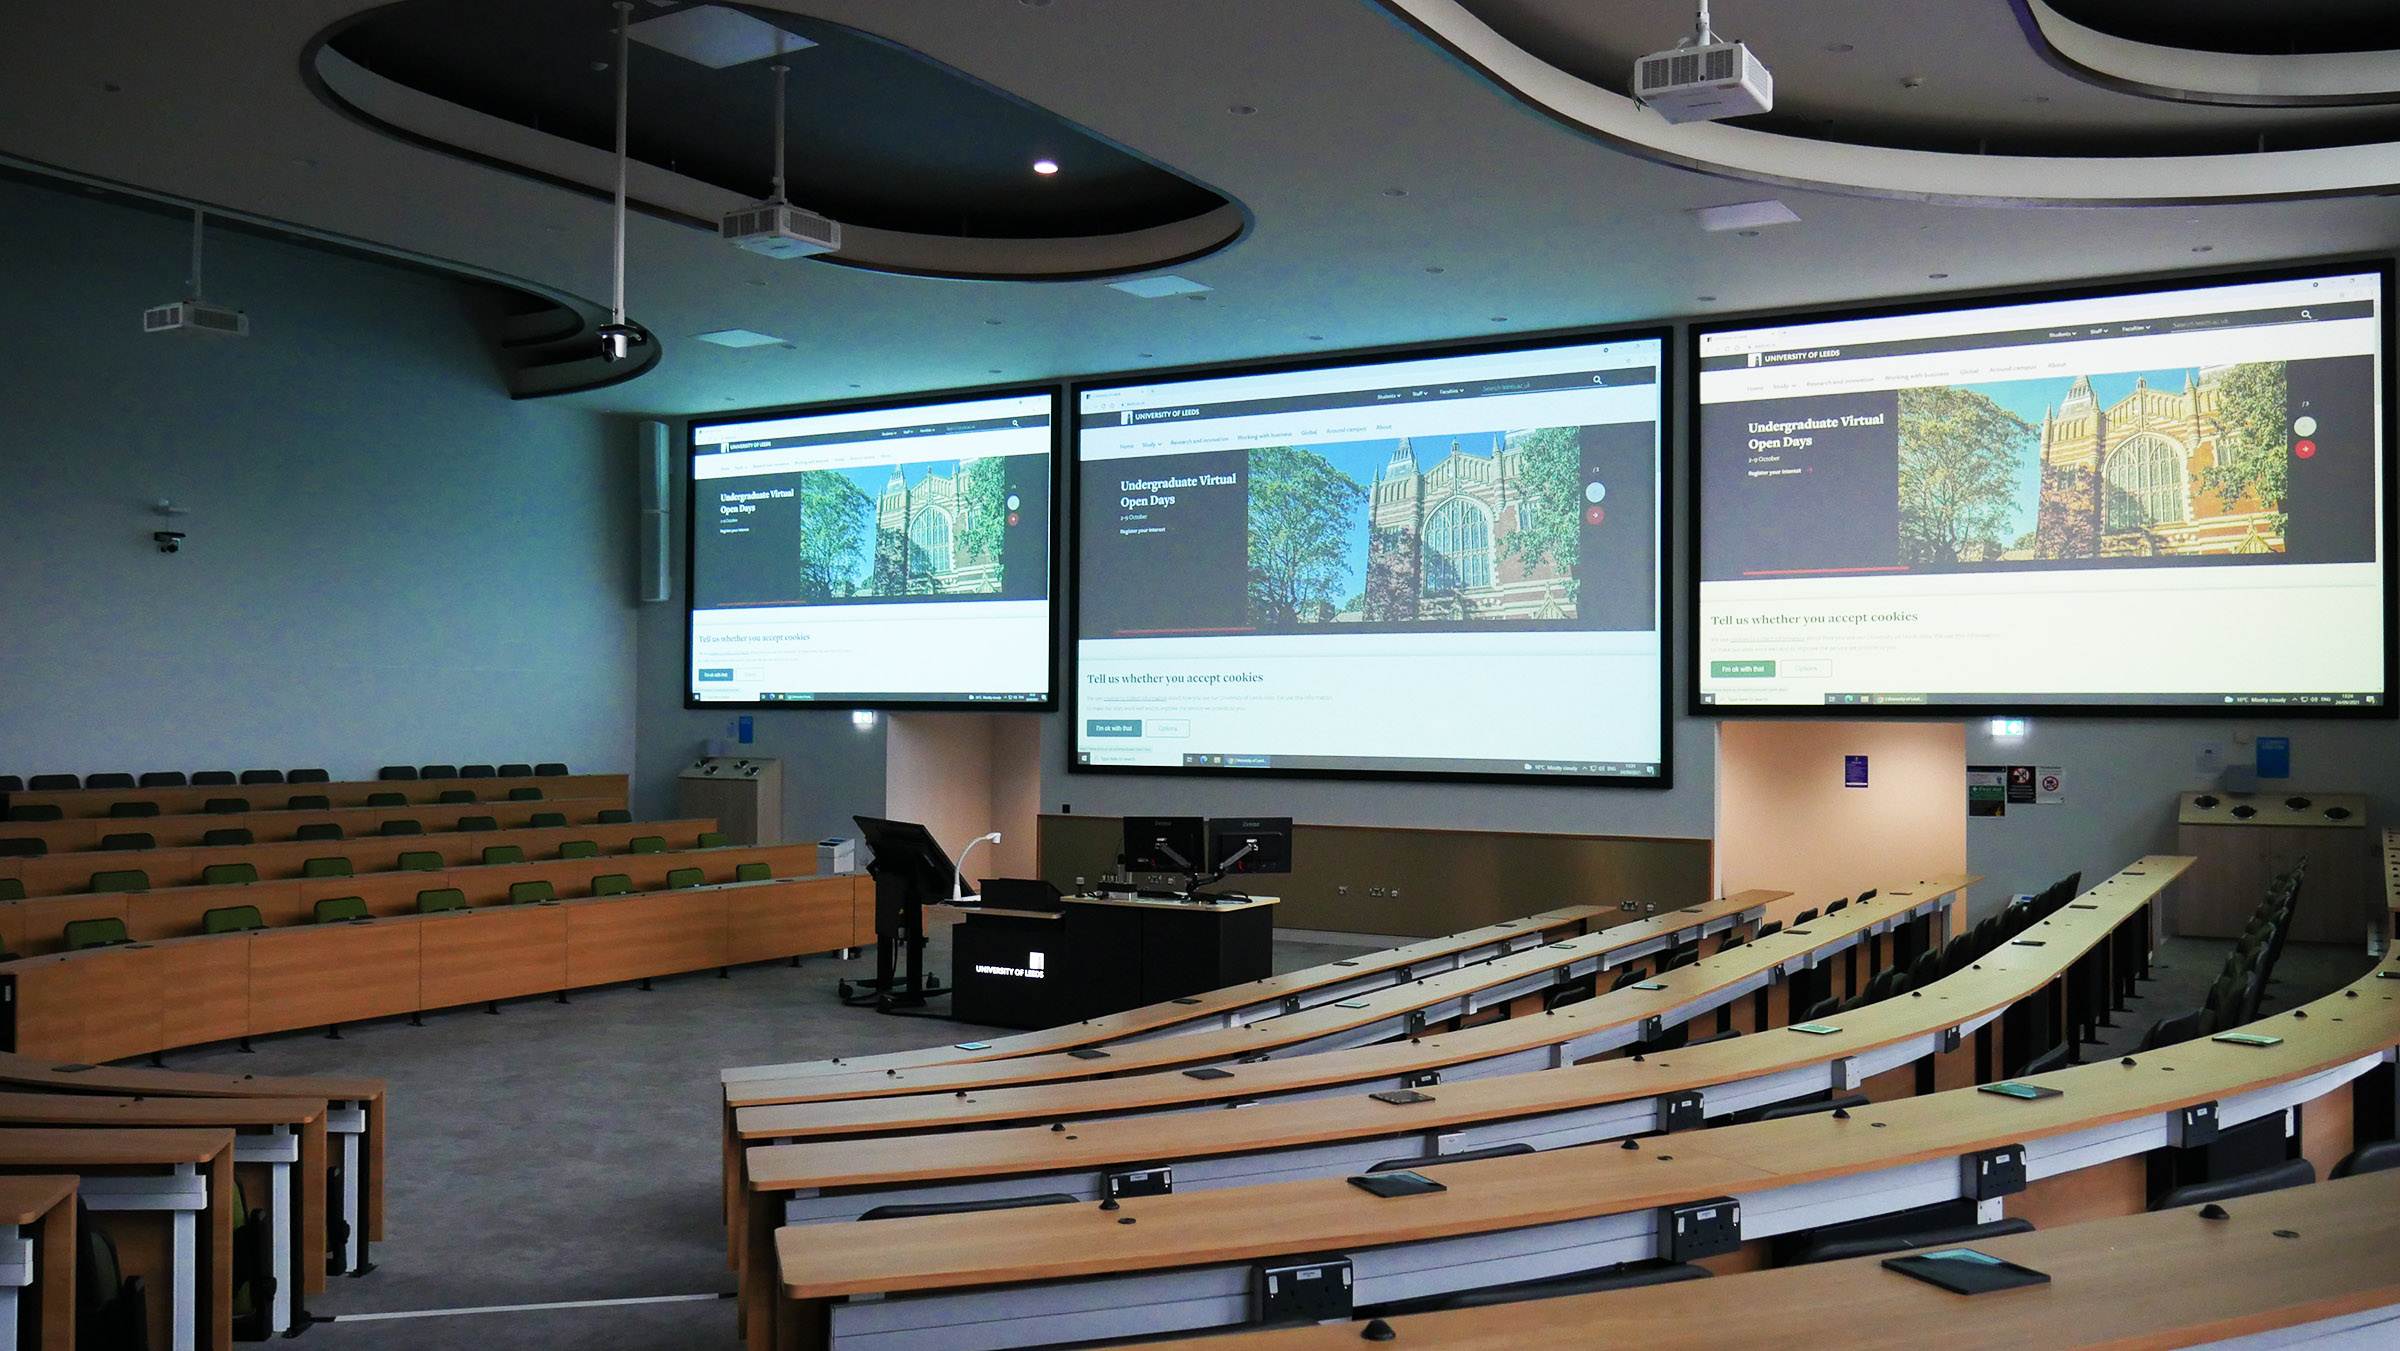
330,1292 -> 730,1321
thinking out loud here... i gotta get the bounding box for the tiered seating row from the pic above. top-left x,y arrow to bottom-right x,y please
1,871 -> 870,1065
2,816 -> 708,899
3,771 -> 620,819
3,839 -> 819,956
0,794 -> 625,857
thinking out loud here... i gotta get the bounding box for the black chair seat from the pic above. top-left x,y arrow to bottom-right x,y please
534,762 -> 569,776
189,771 -> 237,787
238,769 -> 284,785
2331,1139 -> 2400,1179
286,768 -> 330,784
377,766 -> 419,781
84,773 -> 135,790
2153,1157 -> 2317,1210
138,772 -> 187,788
497,763 -> 533,777
1736,1092 -> 1868,1125
1790,1217 -> 2034,1265
27,774 -> 79,791
418,765 -> 458,780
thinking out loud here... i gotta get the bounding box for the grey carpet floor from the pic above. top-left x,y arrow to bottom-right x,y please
167,921 -> 1378,1350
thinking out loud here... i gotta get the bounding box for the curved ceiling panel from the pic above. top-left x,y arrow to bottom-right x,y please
2016,2 -> 2400,108
1378,0 -> 2400,205
309,0 -> 1245,280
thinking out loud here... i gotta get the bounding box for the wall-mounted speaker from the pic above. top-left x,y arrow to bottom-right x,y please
639,420 -> 670,603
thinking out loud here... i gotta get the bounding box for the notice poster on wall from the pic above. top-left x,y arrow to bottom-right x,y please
1967,766 -> 2008,816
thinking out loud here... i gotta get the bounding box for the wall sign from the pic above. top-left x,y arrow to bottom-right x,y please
1844,755 -> 1869,788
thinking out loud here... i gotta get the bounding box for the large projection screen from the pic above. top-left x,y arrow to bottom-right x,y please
686,388 -> 1058,708
1693,264 -> 2394,715
1074,332 -> 1671,783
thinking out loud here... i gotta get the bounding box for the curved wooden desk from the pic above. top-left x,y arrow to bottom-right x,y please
0,1175 -> 75,1351
725,887 -> 1833,1114
720,907 -> 1609,1088
0,1055 -> 386,1278
0,1127 -> 234,1351
1139,1169 -> 2400,1351
770,959 -> 2399,1350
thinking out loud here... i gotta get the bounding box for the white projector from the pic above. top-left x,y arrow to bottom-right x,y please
721,201 -> 840,259
1633,40 -> 1773,124
142,300 -> 248,337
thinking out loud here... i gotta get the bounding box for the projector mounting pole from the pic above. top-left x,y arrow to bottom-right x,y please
609,0 -> 631,329
187,208 -> 205,303
769,41 -> 789,206
1687,0 -> 1716,46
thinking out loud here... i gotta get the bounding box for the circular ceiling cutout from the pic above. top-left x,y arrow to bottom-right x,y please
309,0 -> 1245,280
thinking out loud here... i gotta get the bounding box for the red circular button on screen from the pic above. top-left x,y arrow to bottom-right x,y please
1585,506 -> 1606,525
1007,512 -> 1021,526
2294,440 -> 2317,459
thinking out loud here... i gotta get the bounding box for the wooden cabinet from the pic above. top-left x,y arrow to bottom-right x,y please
2171,791 -> 2369,943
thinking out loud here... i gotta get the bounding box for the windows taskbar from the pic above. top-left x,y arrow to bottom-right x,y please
1698,691 -> 2383,707
1075,751 -> 1662,776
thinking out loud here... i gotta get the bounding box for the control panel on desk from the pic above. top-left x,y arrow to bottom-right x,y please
680,757 -> 775,778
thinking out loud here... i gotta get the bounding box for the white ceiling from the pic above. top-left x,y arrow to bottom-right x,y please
4,0 -> 2397,418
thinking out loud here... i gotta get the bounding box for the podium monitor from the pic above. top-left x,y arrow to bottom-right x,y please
1123,815 -> 1205,872
1208,817 -> 1292,875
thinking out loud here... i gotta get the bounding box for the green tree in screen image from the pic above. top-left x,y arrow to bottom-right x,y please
955,457 -> 1008,570
2195,362 -> 2290,536
1897,387 -> 2032,564
1247,446 -> 1363,625
796,471 -> 873,600
1499,425 -> 1582,577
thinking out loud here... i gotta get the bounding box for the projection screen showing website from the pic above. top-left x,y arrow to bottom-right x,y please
686,390 -> 1056,707
1694,267 -> 2392,713
1075,335 -> 1669,781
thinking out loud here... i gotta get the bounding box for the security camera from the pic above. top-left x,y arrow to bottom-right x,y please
597,323 -> 648,363
154,531 -> 185,553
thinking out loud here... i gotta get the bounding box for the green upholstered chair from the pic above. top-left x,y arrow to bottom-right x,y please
89,869 -> 149,893
529,812 -> 568,829
294,823 -> 344,842
202,905 -> 265,934
312,896 -> 369,923
201,862 -> 259,886
202,828 -> 254,847
734,861 -> 772,882
64,917 -> 131,949
697,831 -> 731,849
0,879 -> 23,902
437,789 -> 477,805
629,836 -> 667,855
558,840 -> 599,860
506,787 -> 543,802
286,794 -> 332,811
596,809 -> 632,825
379,819 -> 423,837
664,867 -> 705,890
481,844 -> 525,866
397,850 -> 443,872
509,880 -> 556,905
415,888 -> 469,914
590,874 -> 633,897
100,833 -> 155,852
456,816 -> 497,832
365,792 -> 407,808
300,857 -> 352,879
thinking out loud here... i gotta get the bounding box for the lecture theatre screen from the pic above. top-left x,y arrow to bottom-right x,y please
1075,335 -> 1670,781
687,390 -> 1056,708
1693,266 -> 2393,714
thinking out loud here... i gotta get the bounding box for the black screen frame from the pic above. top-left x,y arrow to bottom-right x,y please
1068,323 -> 1677,788
683,381 -> 1065,712
1685,257 -> 2399,721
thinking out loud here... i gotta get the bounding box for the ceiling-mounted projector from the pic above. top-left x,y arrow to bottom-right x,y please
721,201 -> 840,259
1633,2 -> 1772,124
142,300 -> 248,338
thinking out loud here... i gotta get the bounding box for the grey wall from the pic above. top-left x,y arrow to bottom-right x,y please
1964,718 -> 2399,920
0,179 -> 634,781
627,418 -> 886,844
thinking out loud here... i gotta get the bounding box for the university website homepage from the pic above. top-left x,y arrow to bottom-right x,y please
688,393 -> 1054,704
1077,341 -> 1667,777
1696,273 -> 2386,709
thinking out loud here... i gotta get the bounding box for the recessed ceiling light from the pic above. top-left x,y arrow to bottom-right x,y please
983,318 -> 1005,326
1489,316 -> 1508,323
1306,334 -> 1324,341
2192,244 -> 2215,253
745,279 -> 767,287
1033,159 -> 1060,175
1697,295 -> 1719,302
1107,275 -> 1212,298
1824,42 -> 1853,53
1382,188 -> 1409,198
692,328 -> 788,348
1736,229 -> 1760,238
1138,352 -> 1154,358
1692,199 -> 1800,232
988,368 -> 1003,374
1228,104 -> 1256,115
1424,266 -> 1445,274
1900,76 -> 1926,90
1929,272 -> 1949,279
